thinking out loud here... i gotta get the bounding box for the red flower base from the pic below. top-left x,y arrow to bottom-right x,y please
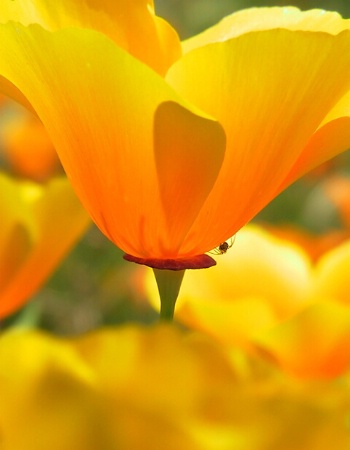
123,253 -> 216,270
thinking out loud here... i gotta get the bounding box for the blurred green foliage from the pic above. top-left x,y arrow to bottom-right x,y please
155,0 -> 350,38
3,0 -> 350,334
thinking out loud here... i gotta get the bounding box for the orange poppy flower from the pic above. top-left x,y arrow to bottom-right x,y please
0,5 -> 349,270
1,106 -> 62,182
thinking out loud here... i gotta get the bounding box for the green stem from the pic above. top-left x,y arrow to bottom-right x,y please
152,269 -> 186,321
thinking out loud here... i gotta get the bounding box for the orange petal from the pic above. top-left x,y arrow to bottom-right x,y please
0,24 -> 224,258
266,224 -> 350,262
278,82 -> 350,189
321,175 -> 350,227
0,0 -> 181,75
0,175 -> 37,293
0,175 -> 90,318
168,28 -> 350,252
154,101 -> 225,253
279,117 -> 350,191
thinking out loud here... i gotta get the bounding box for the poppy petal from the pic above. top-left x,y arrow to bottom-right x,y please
255,301 -> 350,378
0,176 -> 90,318
310,239 -> 350,304
167,29 -> 350,252
0,24 -> 224,258
154,101 -> 225,253
280,94 -> 350,189
183,7 -> 350,53
0,0 -> 181,74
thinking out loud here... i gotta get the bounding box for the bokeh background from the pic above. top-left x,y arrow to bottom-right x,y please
2,0 -> 350,334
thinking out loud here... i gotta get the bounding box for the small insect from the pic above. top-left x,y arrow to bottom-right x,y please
209,235 -> 236,255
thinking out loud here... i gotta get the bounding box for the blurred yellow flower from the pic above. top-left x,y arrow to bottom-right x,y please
0,4 -> 348,269
0,173 -> 89,318
146,225 -> 350,378
0,325 -> 349,450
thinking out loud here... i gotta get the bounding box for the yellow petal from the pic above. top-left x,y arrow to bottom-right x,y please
255,301 -> 350,378
0,0 -> 181,75
183,7 -> 350,53
1,325 -> 349,449
167,28 -> 350,251
76,325 -> 240,450
175,296 -> 277,350
278,117 -> 350,191
310,239 -> 350,304
0,177 -> 36,296
0,176 -> 90,318
146,225 -> 311,347
0,326 -> 241,450
280,85 -> 350,188
0,329 -> 114,450
0,24 -> 224,258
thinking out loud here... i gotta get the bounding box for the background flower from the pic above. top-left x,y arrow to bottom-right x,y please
0,173 -> 90,319
1,325 -> 349,450
145,224 -> 350,378
0,102 -> 62,182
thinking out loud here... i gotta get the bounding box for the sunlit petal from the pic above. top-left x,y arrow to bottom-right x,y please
0,0 -> 181,75
255,301 -> 350,378
183,7 -> 350,53
0,175 -> 90,318
154,101 -> 225,253
0,23 -> 224,258
0,7 -> 350,264
310,239 -> 350,304
168,29 -> 350,251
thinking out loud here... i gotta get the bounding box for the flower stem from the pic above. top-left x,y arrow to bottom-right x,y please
152,269 -> 185,321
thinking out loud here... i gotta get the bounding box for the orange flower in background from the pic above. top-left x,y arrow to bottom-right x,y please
0,4 -> 349,266
146,225 -> 350,378
0,173 -> 90,318
1,105 -> 62,182
322,175 -> 350,227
